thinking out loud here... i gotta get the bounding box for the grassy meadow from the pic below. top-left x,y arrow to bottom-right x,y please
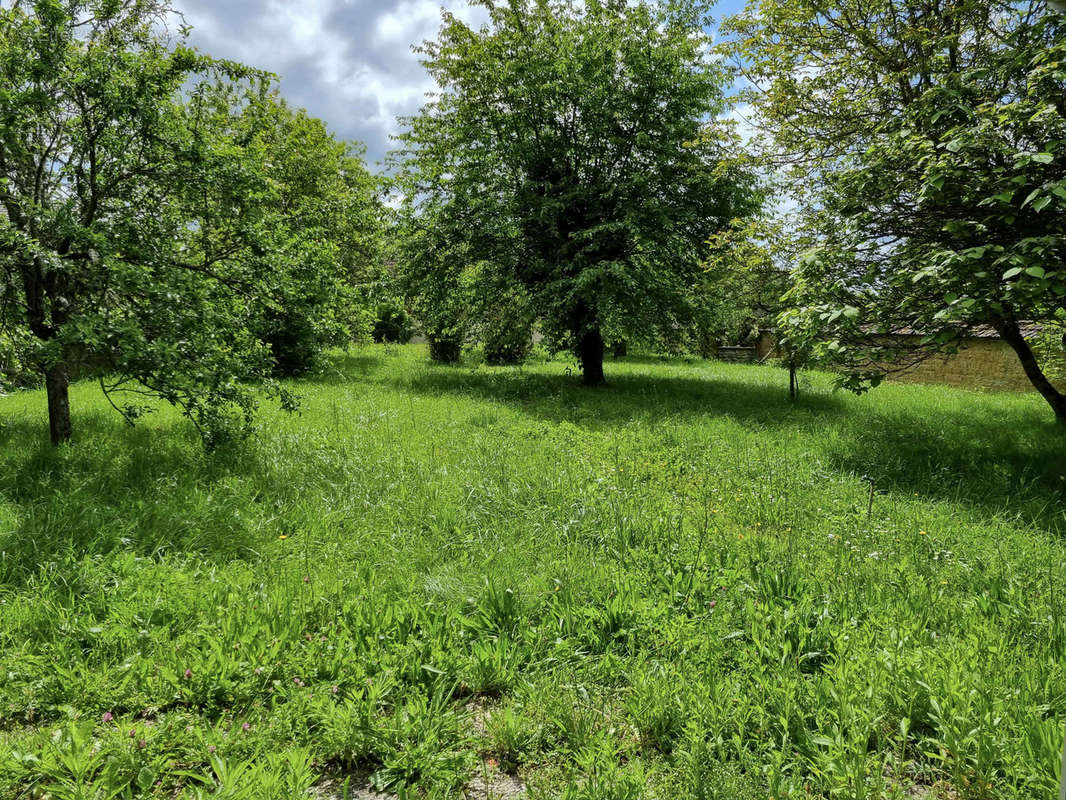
0,345 -> 1064,799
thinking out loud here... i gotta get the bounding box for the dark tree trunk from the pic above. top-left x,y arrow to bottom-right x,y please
578,327 -> 606,385
994,317 -> 1066,424
788,356 -> 799,402
45,364 -> 72,445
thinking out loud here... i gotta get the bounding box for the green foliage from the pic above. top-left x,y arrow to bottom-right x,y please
244,99 -> 383,378
397,0 -> 762,383
0,0 -> 380,443
428,331 -> 464,364
371,300 -> 415,345
0,331 -> 38,392
0,346 -> 1063,798
726,0 -> 1066,419
1032,316 -> 1066,382
481,288 -> 535,366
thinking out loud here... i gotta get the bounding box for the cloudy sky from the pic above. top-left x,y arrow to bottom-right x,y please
177,0 -> 749,168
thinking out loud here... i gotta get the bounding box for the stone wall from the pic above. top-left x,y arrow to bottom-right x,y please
890,337 -> 1037,392
717,345 -> 758,363
751,330 -> 1058,393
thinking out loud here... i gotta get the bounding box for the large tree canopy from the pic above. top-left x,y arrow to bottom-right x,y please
397,0 -> 762,383
726,0 -> 1066,421
0,0 -> 377,445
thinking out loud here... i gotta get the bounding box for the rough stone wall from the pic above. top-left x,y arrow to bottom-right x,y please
717,345 -> 757,363
891,338 -> 1038,392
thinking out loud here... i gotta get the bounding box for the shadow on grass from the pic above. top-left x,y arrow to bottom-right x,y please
298,349 -> 388,385
384,361 -> 1066,533
1,354 -> 1063,585
0,411 -> 270,584
823,407 -> 1066,528
395,362 -> 845,430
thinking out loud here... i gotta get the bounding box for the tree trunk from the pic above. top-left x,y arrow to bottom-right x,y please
994,317 -> 1066,424
789,356 -> 799,402
577,327 -> 606,385
44,364 -> 72,445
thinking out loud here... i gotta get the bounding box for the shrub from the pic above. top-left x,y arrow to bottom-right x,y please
483,320 -> 534,367
479,287 -> 535,365
262,308 -> 331,378
428,331 -> 463,363
372,301 -> 414,344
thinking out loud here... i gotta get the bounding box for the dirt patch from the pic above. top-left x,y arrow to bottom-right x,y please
466,764 -> 527,800
311,763 -> 526,800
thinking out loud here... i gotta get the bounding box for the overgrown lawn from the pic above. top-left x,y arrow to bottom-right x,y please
1,345 -> 1063,799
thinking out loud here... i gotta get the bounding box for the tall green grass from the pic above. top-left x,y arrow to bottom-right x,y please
0,345 -> 1063,799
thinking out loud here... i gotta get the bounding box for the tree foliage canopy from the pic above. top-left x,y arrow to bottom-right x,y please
0,0 -> 380,444
398,0 -> 762,382
726,0 -> 1066,420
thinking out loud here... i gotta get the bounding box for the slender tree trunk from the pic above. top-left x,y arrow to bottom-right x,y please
44,364 -> 72,445
788,356 -> 799,402
994,317 -> 1066,424
577,327 -> 606,385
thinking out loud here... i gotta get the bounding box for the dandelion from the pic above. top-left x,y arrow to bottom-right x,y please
919,530 -> 927,536
278,534 -> 288,540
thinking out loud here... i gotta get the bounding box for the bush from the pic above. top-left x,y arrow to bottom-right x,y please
480,288 -> 535,365
371,302 -> 414,344
428,332 -> 463,363
483,320 -> 534,367
262,308 -> 330,378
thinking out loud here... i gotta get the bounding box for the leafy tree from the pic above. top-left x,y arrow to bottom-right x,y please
247,98 -> 383,377
397,0 -> 761,384
0,0 -> 361,444
397,215 -> 477,363
704,214 -> 810,395
727,0 -> 1066,421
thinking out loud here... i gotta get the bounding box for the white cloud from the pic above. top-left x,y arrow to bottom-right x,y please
178,0 -> 487,166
